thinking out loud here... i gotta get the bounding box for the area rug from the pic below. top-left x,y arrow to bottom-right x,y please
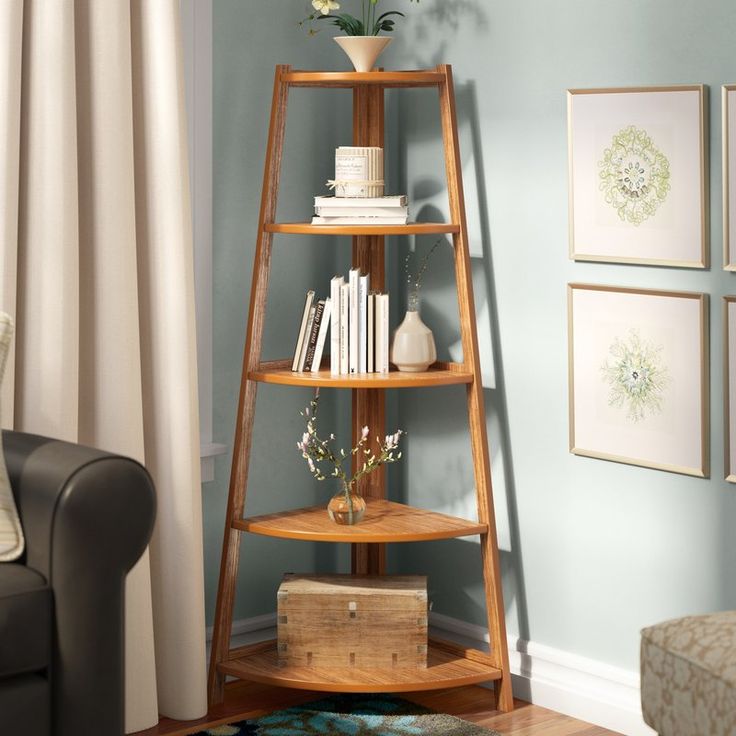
194,693 -> 501,735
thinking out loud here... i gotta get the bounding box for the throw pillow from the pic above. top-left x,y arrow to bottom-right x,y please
0,312 -> 23,561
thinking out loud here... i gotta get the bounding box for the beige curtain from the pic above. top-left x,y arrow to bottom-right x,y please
0,0 -> 208,731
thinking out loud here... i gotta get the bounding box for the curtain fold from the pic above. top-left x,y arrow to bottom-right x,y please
0,0 -> 208,730
0,1 -> 22,426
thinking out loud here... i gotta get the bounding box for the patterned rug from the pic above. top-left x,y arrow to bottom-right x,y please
194,693 -> 501,735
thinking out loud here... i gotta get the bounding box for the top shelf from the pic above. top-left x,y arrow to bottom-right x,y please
283,70 -> 445,88
266,222 -> 459,236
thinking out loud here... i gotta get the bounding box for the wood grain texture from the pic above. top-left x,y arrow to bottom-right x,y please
207,64 -> 291,705
248,363 -> 472,388
135,681 -> 622,736
234,500 -> 487,542
277,574 -> 427,669
265,222 -> 459,235
351,83 -> 386,577
217,639 -> 502,692
208,64 -> 514,711
437,64 -> 513,712
283,70 -> 445,87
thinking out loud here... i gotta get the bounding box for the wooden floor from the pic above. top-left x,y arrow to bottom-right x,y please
133,680 -> 622,736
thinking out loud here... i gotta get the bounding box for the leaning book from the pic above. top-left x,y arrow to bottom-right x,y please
292,290 -> 315,372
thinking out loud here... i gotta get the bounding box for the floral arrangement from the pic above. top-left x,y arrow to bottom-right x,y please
404,238 -> 441,312
297,390 -> 403,502
301,0 -> 418,37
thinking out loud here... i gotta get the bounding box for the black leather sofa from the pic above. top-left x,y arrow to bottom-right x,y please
0,431 -> 156,735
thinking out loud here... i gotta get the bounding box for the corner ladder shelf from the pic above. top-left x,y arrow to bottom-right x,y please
208,65 -> 513,713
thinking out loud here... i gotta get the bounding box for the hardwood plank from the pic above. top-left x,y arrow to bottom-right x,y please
234,500 -> 487,542
134,681 -> 623,736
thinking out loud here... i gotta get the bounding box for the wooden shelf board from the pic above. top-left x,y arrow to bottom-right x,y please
233,500 -> 487,543
249,361 -> 472,388
265,222 -> 459,236
218,639 -> 502,693
283,70 -> 445,88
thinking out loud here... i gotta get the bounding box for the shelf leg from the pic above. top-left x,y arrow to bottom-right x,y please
207,65 -> 291,705
351,83 -> 387,576
436,64 -> 514,712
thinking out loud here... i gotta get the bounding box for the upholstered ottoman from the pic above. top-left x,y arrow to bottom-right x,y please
641,612 -> 736,736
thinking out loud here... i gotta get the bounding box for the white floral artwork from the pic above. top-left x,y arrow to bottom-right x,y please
725,298 -> 736,482
724,86 -> 736,270
598,126 -> 671,226
569,284 -> 708,477
568,86 -> 706,267
601,329 -> 670,423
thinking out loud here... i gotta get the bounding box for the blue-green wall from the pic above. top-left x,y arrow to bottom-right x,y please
212,0 -> 736,675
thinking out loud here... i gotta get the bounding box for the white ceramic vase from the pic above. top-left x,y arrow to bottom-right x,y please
334,36 -> 392,73
390,310 -> 437,372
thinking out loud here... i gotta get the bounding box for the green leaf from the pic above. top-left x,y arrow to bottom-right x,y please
318,13 -> 365,35
375,10 -> 405,21
372,10 -> 404,34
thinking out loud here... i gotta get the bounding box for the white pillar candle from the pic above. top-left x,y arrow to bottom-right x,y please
331,146 -> 384,198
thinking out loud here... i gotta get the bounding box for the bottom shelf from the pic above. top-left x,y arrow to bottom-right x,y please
218,638 -> 502,693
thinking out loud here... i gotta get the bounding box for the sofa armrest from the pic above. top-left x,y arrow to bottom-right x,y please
3,430 -> 156,736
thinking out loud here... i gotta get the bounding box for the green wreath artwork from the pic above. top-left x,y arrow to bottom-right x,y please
601,329 -> 670,423
598,125 -> 671,226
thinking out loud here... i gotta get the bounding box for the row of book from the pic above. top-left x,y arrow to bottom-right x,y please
291,270 -> 389,374
311,195 -> 408,226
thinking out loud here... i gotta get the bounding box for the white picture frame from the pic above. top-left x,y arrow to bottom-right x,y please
723,86 -> 736,270
724,297 -> 736,482
568,284 -> 708,477
568,86 -> 707,268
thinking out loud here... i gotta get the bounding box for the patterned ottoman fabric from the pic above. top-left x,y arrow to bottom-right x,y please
641,612 -> 736,736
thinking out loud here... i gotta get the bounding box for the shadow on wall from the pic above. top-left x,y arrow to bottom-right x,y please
409,0 -> 489,68
459,79 -> 531,645
395,57 -> 530,640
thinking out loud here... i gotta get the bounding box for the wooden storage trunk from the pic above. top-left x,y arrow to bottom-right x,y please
277,574 -> 428,669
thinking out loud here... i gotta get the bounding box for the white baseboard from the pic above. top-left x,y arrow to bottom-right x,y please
205,612 -> 277,654
206,611 -> 655,736
430,612 -> 655,736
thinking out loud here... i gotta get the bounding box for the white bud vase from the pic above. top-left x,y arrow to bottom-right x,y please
334,36 -> 392,73
390,310 -> 437,373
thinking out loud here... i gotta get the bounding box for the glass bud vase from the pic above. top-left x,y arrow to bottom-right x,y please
327,483 -> 366,525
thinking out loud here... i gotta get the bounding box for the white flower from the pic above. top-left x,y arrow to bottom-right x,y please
312,0 -> 340,15
361,425 -> 369,440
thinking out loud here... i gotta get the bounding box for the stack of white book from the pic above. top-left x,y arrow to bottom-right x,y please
311,195 -> 408,226
291,270 -> 389,374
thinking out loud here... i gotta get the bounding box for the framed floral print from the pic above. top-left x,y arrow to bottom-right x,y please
567,86 -> 707,268
725,297 -> 736,482
724,86 -> 736,270
568,284 -> 708,477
